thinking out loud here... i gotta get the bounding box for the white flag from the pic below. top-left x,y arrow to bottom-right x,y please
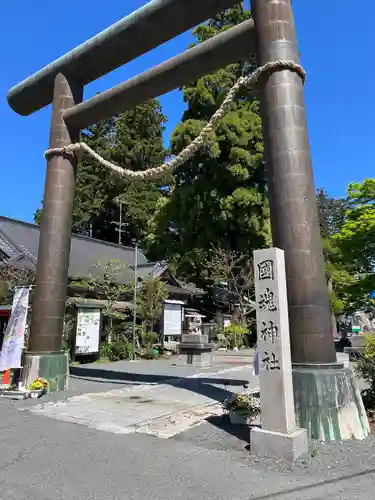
0,287 -> 29,371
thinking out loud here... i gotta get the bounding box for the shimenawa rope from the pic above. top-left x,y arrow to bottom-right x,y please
45,60 -> 306,181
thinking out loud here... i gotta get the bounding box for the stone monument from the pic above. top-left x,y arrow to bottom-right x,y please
252,248 -> 308,461
178,313 -> 213,366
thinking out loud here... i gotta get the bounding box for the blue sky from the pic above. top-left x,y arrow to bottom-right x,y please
0,0 -> 373,223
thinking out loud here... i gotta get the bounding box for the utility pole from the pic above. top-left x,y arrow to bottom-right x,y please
111,198 -> 126,245
132,240 -> 138,361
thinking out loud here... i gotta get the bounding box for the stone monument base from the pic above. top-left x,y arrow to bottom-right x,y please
292,363 -> 370,441
250,426 -> 308,462
178,333 -> 213,367
178,346 -> 213,367
21,351 -> 69,392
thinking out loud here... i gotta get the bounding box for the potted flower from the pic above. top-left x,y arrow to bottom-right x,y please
223,392 -> 261,425
28,377 -> 48,398
0,383 -> 28,400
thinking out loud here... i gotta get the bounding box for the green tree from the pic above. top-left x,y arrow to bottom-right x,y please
69,259 -> 131,343
323,238 -> 356,314
333,179 -> 375,308
316,188 -> 347,239
146,4 -> 270,285
0,261 -> 34,305
137,276 -> 168,335
35,100 -> 169,247
202,246 -> 255,325
314,189 -> 352,322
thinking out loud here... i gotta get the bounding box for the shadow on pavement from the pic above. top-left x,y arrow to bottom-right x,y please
205,413 -> 253,447
70,365 -> 249,404
68,365 -> 253,445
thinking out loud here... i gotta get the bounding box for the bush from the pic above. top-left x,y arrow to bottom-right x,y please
223,324 -> 248,349
100,341 -> 133,362
142,331 -> 159,347
142,345 -> 159,359
355,334 -> 375,409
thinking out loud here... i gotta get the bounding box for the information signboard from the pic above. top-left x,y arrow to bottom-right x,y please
75,307 -> 101,354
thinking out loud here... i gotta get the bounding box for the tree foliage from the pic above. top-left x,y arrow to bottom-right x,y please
0,260 -> 34,305
35,100 -> 169,247
146,4 -> 270,285
313,180 -> 375,313
202,246 -> 255,325
69,259 -> 131,343
332,179 -> 375,309
314,188 -> 360,313
316,188 -> 347,239
137,276 -> 168,334
334,180 -> 375,270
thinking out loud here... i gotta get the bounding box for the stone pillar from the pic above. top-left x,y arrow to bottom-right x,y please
251,248 -> 307,461
251,0 -> 336,364
23,74 -> 82,392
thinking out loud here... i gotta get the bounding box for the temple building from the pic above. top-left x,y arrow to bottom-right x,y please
0,215 -> 205,352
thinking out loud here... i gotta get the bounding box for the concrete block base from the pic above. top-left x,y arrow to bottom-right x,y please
250,426 -> 308,462
21,351 -> 69,392
178,343 -> 213,367
186,351 -> 213,366
293,363 -> 370,441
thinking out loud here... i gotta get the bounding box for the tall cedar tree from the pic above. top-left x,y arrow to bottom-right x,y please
316,188 -> 347,239
35,100 -> 169,247
146,4 -> 270,286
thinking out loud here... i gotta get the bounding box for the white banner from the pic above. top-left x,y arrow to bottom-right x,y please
0,287 -> 29,371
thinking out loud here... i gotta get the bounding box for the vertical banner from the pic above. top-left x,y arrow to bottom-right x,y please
0,287 -> 29,371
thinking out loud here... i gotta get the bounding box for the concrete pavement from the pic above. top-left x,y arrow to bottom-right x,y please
1,350 -> 375,499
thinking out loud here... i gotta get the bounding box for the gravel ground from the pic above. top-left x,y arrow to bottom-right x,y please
1,396 -> 375,500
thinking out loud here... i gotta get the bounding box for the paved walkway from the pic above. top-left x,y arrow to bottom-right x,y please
25,363 -> 257,438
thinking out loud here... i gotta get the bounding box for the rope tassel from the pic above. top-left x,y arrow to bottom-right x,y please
44,60 -> 306,181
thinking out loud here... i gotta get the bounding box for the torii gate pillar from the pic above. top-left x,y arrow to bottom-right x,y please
252,0 -> 369,442
22,75 -> 82,391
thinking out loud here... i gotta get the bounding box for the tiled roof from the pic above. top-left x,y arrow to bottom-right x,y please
137,262 -> 168,281
0,216 -> 152,284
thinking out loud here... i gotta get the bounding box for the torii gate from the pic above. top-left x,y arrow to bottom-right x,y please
8,1 -> 337,399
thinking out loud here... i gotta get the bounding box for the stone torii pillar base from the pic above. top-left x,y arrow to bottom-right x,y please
292,363 -> 370,441
21,351 -> 70,392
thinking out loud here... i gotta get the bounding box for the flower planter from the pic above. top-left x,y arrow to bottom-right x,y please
0,390 -> 28,400
27,378 -> 49,396
229,409 -> 257,426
